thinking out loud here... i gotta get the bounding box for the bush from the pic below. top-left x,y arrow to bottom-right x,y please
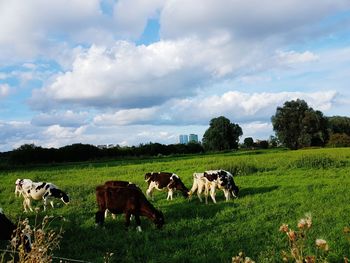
327,133 -> 350,148
290,155 -> 347,169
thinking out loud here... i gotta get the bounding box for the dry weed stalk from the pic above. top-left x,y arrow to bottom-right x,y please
1,214 -> 65,263
279,213 -> 329,263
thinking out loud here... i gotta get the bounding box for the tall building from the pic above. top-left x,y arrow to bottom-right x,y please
179,134 -> 189,144
189,134 -> 199,143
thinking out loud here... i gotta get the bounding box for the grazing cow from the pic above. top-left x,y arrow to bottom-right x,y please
103,180 -> 141,219
189,170 -> 239,203
205,170 -> 239,201
95,185 -> 164,232
188,173 -> 218,204
15,179 -> 70,212
144,172 -> 189,200
0,208 -> 31,252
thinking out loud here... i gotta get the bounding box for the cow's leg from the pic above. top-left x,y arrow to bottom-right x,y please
167,189 -> 173,200
146,181 -> 157,200
24,197 -> 33,212
204,182 -> 210,204
95,211 -> 105,227
23,198 -> 29,212
50,200 -> 54,208
134,214 -> 142,232
188,179 -> 198,200
223,189 -> 230,201
209,184 -> 217,204
197,182 -> 204,202
43,199 -> 47,211
125,212 -> 132,228
104,209 -> 116,219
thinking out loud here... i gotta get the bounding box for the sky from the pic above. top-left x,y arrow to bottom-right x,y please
1,0 -> 350,152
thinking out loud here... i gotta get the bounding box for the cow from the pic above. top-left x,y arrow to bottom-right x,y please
144,172 -> 189,200
95,185 -> 164,232
103,180 -> 141,219
189,170 -> 239,203
15,179 -> 70,212
0,208 -> 31,252
15,179 -> 33,197
205,170 -> 239,201
188,172 -> 218,204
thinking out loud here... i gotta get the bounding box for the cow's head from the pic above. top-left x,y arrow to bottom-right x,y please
168,174 -> 189,198
50,188 -> 70,204
153,210 -> 165,229
219,171 -> 239,198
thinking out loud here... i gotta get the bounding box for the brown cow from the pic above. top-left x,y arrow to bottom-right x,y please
103,180 -> 141,219
144,172 -> 189,200
95,185 -> 164,232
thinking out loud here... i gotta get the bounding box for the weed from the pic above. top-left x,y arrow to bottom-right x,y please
1,214 -> 64,263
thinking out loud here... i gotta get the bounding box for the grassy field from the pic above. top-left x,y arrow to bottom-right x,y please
1,148 -> 350,262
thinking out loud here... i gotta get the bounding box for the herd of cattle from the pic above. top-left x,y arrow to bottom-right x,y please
1,169 -> 239,247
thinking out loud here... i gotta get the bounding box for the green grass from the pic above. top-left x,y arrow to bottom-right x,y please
1,148 -> 350,262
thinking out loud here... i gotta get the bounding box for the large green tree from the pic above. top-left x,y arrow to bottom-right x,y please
271,99 -> 329,149
202,116 -> 242,151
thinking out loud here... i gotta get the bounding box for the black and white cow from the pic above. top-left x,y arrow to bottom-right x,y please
189,170 -> 239,203
206,170 -> 239,201
15,179 -> 70,212
188,172 -> 217,204
145,172 -> 189,200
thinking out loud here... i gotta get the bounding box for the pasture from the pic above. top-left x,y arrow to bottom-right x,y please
1,148 -> 350,262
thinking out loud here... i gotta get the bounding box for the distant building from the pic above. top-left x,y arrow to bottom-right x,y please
179,135 -> 189,144
97,144 -> 107,149
179,134 -> 199,144
189,134 -> 199,143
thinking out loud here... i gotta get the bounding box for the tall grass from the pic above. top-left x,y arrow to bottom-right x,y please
1,148 -> 350,262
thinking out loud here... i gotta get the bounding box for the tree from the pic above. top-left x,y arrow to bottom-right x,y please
202,116 -> 242,151
243,137 -> 254,148
327,116 -> 350,136
271,99 -> 329,149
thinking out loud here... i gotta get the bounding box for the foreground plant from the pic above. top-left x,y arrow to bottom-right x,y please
279,213 -> 329,262
1,214 -> 65,263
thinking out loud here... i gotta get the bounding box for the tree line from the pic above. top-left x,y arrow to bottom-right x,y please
1,99 -> 350,166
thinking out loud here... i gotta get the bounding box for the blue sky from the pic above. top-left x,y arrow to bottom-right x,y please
1,0 -> 350,152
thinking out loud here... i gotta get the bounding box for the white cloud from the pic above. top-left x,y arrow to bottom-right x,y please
275,50 -> 319,66
31,111 -> 89,127
30,37 -> 323,112
160,0 -> 350,40
93,108 -> 159,126
164,90 -> 337,124
0,84 -> 10,98
240,121 -> 273,141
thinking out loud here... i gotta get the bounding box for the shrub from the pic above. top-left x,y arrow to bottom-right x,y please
327,133 -> 350,148
290,155 -> 347,169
